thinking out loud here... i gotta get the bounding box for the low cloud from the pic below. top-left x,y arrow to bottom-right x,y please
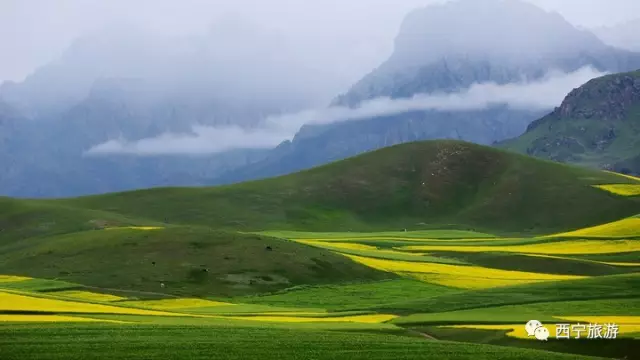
86,66 -> 606,156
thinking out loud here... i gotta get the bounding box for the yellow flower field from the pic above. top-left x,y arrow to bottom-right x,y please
0,291 -> 186,316
225,314 -> 397,324
549,217 -> 640,238
104,226 -> 164,231
53,290 -> 126,302
297,240 -> 379,251
342,255 -> 585,289
121,298 -> 233,309
0,314 -> 127,323
397,239 -> 640,255
294,237 -> 507,243
0,275 -> 31,283
400,272 -> 543,289
593,184 -> 640,196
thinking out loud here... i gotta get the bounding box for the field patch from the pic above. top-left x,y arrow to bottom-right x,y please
0,275 -> 31,283
548,217 -> 640,238
593,184 -> 640,196
393,298 -> 640,326
342,255 -> 585,289
0,291 -> 186,317
50,290 -> 126,302
262,230 -> 497,240
0,314 -> 128,323
236,279 -> 458,310
0,278 -> 80,292
398,239 -> 640,255
104,226 -> 164,231
121,298 -> 233,309
224,314 -> 397,324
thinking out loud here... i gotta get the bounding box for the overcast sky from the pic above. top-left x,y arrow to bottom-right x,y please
1,0 -> 639,83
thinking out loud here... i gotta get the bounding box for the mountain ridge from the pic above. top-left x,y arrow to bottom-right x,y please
500,69 -> 640,174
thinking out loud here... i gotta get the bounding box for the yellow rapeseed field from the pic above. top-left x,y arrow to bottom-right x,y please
225,314 -> 397,323
295,237 -> 507,243
0,275 -> 31,283
400,272 -> 541,289
342,255 -> 584,289
52,290 -> 126,302
104,226 -> 163,231
397,240 -> 640,255
297,240 -> 378,251
0,314 -> 127,323
0,291 -> 186,316
593,184 -> 640,196
121,298 -> 233,309
549,217 -> 640,238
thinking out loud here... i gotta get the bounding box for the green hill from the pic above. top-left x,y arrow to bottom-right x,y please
58,140 -> 640,234
500,70 -> 640,175
2,140 -> 640,296
0,226 -> 391,297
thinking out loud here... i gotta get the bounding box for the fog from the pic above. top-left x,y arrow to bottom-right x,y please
2,0 -> 639,83
86,66 -> 606,156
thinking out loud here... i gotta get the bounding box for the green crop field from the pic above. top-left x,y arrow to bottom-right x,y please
1,141 -> 639,359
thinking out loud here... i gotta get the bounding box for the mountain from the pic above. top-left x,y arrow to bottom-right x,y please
0,19 -> 345,198
592,19 -> 640,52
2,140 -> 639,295
499,70 -> 640,175
214,0 -> 640,186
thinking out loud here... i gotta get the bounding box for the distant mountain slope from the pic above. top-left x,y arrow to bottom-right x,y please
592,19 -> 640,52
500,70 -> 640,175
217,0 -> 640,186
0,19 -> 335,198
56,141 -> 640,235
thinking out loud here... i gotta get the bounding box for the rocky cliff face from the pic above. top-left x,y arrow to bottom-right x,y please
501,70 -> 640,175
530,72 -> 640,127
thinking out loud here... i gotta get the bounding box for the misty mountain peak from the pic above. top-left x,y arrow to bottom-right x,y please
390,0 -> 605,68
333,0 -> 639,107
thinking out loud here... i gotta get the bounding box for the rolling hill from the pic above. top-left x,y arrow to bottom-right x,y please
59,140 -> 640,234
1,140 -> 639,298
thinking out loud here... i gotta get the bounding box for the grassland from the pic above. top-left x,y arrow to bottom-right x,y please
1,141 -> 639,359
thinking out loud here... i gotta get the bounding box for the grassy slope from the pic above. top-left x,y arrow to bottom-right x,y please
45,141 -> 640,235
431,251 -> 639,276
372,273 -> 640,314
0,325 -> 600,360
234,279 -> 459,310
0,227 -> 391,297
